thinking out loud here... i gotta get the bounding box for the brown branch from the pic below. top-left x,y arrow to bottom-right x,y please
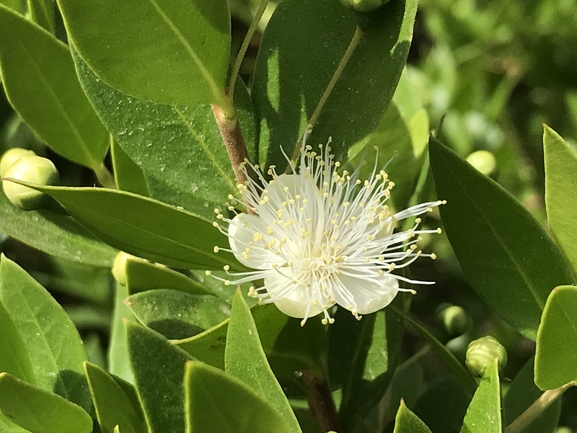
303,370 -> 341,432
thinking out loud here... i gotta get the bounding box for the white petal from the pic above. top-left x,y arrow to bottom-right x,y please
264,273 -> 325,319
228,213 -> 277,269
334,274 -> 399,314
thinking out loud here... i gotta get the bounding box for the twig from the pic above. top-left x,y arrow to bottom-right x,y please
303,370 -> 341,432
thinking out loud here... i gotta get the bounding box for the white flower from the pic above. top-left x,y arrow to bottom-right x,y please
211,139 -> 444,326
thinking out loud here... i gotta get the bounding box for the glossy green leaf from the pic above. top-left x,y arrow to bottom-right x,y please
0,255 -> 92,412
108,283 -> 136,383
0,300 -> 35,385
535,285 -> 577,389
252,0 -> 418,168
0,0 -> 19,11
460,359 -> 501,433
184,361 -> 293,433
84,362 -> 147,433
225,291 -> 301,433
328,299 -> 404,431
126,322 -> 192,433
127,289 -> 230,340
429,137 -> 575,339
398,308 -> 477,394
174,319 -> 229,370
0,5 -> 109,170
0,373 -> 92,433
504,357 -> 560,433
15,183 -> 240,270
125,260 -> 212,296
72,50 -> 256,218
394,400 -> 433,433
543,125 -> 577,276
27,0 -> 54,32
58,0 -> 230,107
111,136 -> 150,197
0,187 -> 117,267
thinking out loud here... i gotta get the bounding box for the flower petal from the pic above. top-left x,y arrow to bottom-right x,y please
228,213 -> 277,269
334,273 -> 399,314
265,273 -> 325,319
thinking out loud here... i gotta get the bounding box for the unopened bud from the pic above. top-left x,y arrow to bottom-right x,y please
466,150 -> 497,177
465,336 -> 507,377
0,148 -> 36,177
436,304 -> 471,338
2,155 -> 59,210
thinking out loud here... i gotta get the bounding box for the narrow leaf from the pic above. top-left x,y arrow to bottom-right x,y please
0,301 -> 35,385
429,137 -> 575,339
394,400 -> 433,433
108,283 -> 135,383
184,361 -> 293,433
111,136 -> 150,197
543,125 -> 577,276
13,183 -> 241,270
27,0 -> 54,32
0,4 -> 109,169
225,291 -> 301,433
0,373 -> 92,433
58,0 -> 230,106
84,362 -> 147,433
535,285 -> 577,390
0,255 -> 92,413
460,359 -> 501,433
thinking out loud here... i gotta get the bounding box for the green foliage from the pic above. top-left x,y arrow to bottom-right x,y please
0,1 -> 576,432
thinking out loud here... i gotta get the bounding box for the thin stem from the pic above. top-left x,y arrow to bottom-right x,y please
93,163 -> 116,189
302,371 -> 341,433
228,0 -> 271,100
288,25 -> 364,167
504,381 -> 574,433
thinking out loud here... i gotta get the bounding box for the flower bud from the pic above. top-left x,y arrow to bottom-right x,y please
0,148 -> 36,177
436,304 -> 471,338
2,155 -> 59,210
466,150 -> 497,177
465,336 -> 507,377
339,0 -> 390,12
112,251 -> 140,285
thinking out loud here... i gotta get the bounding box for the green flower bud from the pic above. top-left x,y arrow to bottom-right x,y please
0,148 -> 36,177
466,150 -> 497,177
465,336 -> 507,377
436,304 -> 471,338
2,155 -> 59,210
112,251 -> 139,285
339,0 -> 390,12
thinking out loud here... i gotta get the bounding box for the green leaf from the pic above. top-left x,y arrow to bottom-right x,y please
16,184 -> 241,270
72,50 -> 255,218
460,359 -> 501,433
126,322 -> 192,433
27,0 -> 54,32
504,357 -> 561,433
0,300 -> 35,385
184,361 -> 293,433
328,300 -> 404,431
174,319 -> 229,370
225,291 -> 301,433
0,255 -> 92,413
543,125 -> 577,276
108,283 -> 135,383
127,289 -> 230,340
111,136 -> 150,197
84,362 -> 147,433
252,0 -> 418,167
0,5 -> 109,170
398,309 -> 477,394
535,285 -> 577,389
125,260 -> 213,296
0,187 -> 117,267
393,400 -> 433,433
0,373 -> 92,433
58,0 -> 230,107
429,137 -> 575,339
